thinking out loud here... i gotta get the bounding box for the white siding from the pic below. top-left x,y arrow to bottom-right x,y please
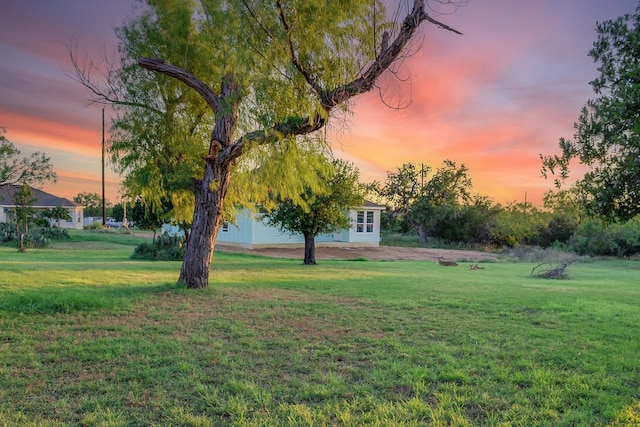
346,209 -> 381,244
216,205 -> 383,248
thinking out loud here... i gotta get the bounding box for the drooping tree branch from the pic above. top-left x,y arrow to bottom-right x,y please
67,42 -> 165,116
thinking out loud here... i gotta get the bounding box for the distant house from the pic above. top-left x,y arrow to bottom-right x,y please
0,185 -> 84,230
215,201 -> 385,249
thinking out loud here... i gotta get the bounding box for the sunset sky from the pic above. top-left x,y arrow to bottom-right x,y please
1,0 -> 637,206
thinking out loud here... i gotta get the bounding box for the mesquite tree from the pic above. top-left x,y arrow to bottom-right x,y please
72,0 -> 462,288
541,3 -> 640,221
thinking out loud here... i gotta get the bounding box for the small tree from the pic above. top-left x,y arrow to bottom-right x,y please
130,197 -> 168,241
41,206 -> 72,228
263,158 -> 365,265
73,192 -> 108,218
13,183 -> 37,252
372,160 -> 473,244
1,127 -> 56,188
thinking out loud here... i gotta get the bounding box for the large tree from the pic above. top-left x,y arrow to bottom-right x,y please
541,3 -> 640,221
0,127 -> 56,189
263,157 -> 365,265
72,0 -> 463,288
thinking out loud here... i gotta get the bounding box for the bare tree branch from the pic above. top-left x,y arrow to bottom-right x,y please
320,0 -> 461,109
67,41 -> 165,116
138,58 -> 222,113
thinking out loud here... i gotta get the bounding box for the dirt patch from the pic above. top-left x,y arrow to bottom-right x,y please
216,244 -> 499,262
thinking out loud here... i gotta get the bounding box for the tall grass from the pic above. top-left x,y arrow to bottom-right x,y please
0,231 -> 638,426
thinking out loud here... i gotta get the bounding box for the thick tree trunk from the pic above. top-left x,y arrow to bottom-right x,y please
416,223 -> 428,245
303,233 -> 316,265
178,159 -> 232,288
136,3 -> 462,289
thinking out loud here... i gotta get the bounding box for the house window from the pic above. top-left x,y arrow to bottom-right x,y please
221,222 -> 229,232
356,210 -> 374,233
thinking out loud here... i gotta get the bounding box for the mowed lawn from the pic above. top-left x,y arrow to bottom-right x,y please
1,232 -> 639,426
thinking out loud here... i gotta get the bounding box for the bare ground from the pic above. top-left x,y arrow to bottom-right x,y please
215,244 -> 499,262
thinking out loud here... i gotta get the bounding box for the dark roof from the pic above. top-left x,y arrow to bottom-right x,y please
0,185 -> 78,208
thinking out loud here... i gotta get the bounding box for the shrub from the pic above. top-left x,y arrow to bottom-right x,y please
85,222 -> 106,230
131,232 -> 185,261
0,224 -> 69,248
568,218 -> 640,258
0,223 -> 18,243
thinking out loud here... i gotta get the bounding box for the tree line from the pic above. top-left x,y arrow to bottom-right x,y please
3,1 -> 639,283
367,160 -> 640,258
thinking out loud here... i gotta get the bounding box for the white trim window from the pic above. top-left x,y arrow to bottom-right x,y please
221,221 -> 229,232
356,210 -> 374,233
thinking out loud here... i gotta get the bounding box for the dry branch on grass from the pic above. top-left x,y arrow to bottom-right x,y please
530,260 -> 576,279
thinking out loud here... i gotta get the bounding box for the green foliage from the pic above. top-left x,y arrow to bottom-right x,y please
0,223 -> 70,248
371,160 -> 475,244
0,223 -> 17,243
491,202 -> 548,247
71,0 -> 466,287
131,232 -> 185,260
533,214 -> 578,248
541,4 -> 640,221
430,195 -> 501,245
73,191 -> 108,217
568,217 -> 640,258
263,157 -> 364,237
130,197 -> 167,232
262,157 -> 364,264
111,202 -> 125,222
0,127 -> 56,187
12,182 -> 36,238
40,206 -> 72,227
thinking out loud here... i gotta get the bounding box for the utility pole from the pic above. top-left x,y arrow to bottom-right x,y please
102,108 -> 106,226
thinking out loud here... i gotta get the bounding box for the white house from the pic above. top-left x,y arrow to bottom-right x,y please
215,201 -> 385,249
0,185 -> 84,230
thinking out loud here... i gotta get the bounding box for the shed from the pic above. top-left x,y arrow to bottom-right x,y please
216,201 -> 385,249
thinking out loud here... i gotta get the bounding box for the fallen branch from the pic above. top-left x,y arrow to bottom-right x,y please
530,260 -> 575,279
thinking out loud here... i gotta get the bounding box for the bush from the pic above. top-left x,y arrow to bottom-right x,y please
0,223 -> 19,243
0,224 -> 69,248
533,214 -> 578,248
568,218 -> 640,258
131,232 -> 185,261
85,222 -> 106,230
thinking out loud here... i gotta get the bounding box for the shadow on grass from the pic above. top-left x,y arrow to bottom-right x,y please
0,283 -> 176,315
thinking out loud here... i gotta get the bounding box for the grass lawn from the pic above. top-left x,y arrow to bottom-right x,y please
1,231 -> 639,426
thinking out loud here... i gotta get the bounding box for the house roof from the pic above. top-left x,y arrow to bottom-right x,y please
363,200 -> 386,209
0,185 -> 79,208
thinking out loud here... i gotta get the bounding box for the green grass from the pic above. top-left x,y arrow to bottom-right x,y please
1,231 -> 639,426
